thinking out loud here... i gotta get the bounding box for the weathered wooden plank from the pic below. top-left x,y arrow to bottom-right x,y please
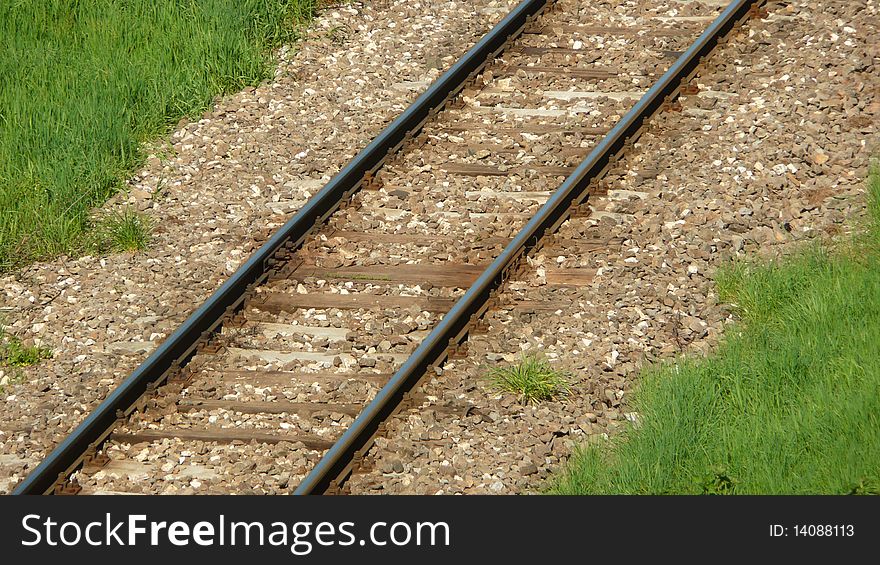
81,460 -> 220,481
500,299 -> 574,312
545,267 -> 597,286
544,236 -> 626,253
543,90 -> 645,102
670,0 -> 729,6
327,230 -> 511,247
213,370 -> 392,386
465,190 -> 551,201
110,429 -> 334,450
516,46 -> 593,56
477,88 -> 645,103
449,143 -> 591,159
524,24 -> 696,37
652,15 -> 717,23
473,106 -> 571,118
254,292 -> 457,313
442,163 -> 575,177
222,323 -> 349,340
441,163 -> 507,176
496,65 -> 618,79
362,208 -> 533,221
227,348 -> 410,364
227,348 -> 344,364
82,489 -> 147,496
463,144 -> 522,155
0,454 -> 36,469
439,123 -> 610,135
178,398 -> 362,417
291,263 -> 486,287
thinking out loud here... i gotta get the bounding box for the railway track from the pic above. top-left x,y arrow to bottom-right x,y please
13,0 -> 767,495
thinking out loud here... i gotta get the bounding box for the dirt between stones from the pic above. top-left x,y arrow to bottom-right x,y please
344,0 -> 880,494
0,0 -> 520,494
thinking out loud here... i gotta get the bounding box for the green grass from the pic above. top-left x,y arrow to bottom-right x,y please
0,328 -> 52,368
487,354 -> 571,404
550,167 -> 880,495
0,327 -> 49,393
0,0 -> 317,270
93,207 -> 154,253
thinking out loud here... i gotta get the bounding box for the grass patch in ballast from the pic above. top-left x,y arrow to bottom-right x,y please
93,208 -> 154,253
0,327 -> 51,368
0,0 -> 318,270
487,354 -> 571,404
550,168 -> 880,495
0,325 -> 51,393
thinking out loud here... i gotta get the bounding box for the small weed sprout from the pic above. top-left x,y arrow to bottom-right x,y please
0,327 -> 51,368
486,355 -> 570,404
848,477 -> 880,495
698,466 -> 737,495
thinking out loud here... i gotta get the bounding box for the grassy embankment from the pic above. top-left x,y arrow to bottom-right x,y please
552,169 -> 880,494
0,0 -> 317,269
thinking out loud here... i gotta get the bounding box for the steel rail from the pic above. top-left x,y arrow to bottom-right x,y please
294,0 -> 764,494
12,0 -> 550,495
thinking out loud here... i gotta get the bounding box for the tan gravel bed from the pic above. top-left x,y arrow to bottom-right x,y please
0,0 -> 521,494
64,2 -> 720,495
551,0 -> 727,21
345,0 -> 879,494
75,438 -> 322,495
